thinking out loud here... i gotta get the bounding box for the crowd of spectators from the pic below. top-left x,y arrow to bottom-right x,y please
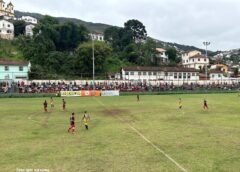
1,80 -> 240,94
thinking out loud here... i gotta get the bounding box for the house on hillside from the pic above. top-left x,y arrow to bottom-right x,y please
18,16 -> 38,24
121,66 -> 199,81
0,58 -> 31,81
89,32 -> 104,41
156,48 -> 168,64
25,24 -> 35,37
210,64 -> 228,73
0,19 -> 14,39
182,50 -> 209,70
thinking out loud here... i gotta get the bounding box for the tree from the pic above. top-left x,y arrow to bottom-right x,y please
121,43 -> 139,63
104,26 -> 133,51
138,38 -> 158,66
166,48 -> 178,63
56,22 -> 89,51
233,68 -> 239,77
13,20 -> 26,36
124,19 -> 147,42
75,41 -> 112,77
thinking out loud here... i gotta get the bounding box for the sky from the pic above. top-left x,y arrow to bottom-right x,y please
12,0 -> 240,51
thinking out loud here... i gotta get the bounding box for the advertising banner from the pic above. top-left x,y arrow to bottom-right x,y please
61,90 -> 101,97
101,90 -> 120,96
61,91 -> 81,97
81,90 -> 101,97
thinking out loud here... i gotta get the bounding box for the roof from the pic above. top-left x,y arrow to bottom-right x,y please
182,50 -> 201,54
0,58 -> 29,66
7,2 -> 13,6
156,48 -> 166,53
209,70 -> 224,74
122,66 -> 199,72
189,54 -> 208,59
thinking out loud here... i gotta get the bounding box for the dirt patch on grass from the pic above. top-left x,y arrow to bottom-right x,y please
102,108 -> 137,123
102,108 -> 129,116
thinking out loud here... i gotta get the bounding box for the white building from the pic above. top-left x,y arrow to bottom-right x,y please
0,19 -> 14,39
19,16 -> 38,24
89,32 -> 104,41
209,70 -> 229,81
182,50 -> 209,70
25,24 -> 35,37
121,66 -> 199,81
156,48 -> 168,63
0,0 -> 14,18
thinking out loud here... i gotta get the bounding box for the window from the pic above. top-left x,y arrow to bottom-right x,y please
130,72 -> 134,75
212,74 -> 214,78
174,73 -> 178,79
187,73 -> 191,79
19,66 -> 23,71
192,59 -> 194,62
148,72 -> 152,75
169,72 -> 173,76
179,73 -> 182,79
125,72 -> 129,75
0,30 -> 1,33
192,73 -> 195,76
204,59 -> 206,62
198,58 -> 200,61
8,24 -> 10,27
218,74 -> 221,78
5,66 -> 9,71
165,72 -> 168,76
143,72 -> 146,76
138,72 -> 141,75
183,73 -> 186,79
153,72 -> 157,76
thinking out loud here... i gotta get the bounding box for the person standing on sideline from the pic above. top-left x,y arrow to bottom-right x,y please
82,111 -> 90,130
137,94 -> 140,101
62,99 -> 66,111
68,112 -> 75,134
43,100 -> 48,112
179,98 -> 182,109
50,97 -> 54,108
203,99 -> 208,109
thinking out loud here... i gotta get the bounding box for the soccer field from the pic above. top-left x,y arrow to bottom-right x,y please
0,94 -> 240,172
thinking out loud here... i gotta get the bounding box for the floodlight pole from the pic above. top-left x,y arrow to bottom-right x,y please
92,35 -> 95,90
203,41 -> 210,85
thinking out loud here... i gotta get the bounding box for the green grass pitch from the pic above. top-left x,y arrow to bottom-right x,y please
0,94 -> 240,172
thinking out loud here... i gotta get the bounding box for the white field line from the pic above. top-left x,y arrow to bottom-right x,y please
95,98 -> 188,172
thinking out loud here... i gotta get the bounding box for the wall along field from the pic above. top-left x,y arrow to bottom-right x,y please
0,94 -> 240,172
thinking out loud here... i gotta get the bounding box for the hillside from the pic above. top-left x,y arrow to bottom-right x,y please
0,39 -> 24,60
15,10 -> 207,53
15,10 -> 112,33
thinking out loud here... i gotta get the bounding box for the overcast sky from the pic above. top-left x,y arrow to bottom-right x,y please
13,0 -> 240,51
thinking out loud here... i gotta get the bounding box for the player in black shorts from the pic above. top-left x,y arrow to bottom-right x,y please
68,113 -> 75,134
43,100 -> 48,112
62,99 -> 66,111
203,99 -> 208,109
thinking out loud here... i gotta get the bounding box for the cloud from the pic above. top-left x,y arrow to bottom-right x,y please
13,0 -> 240,51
